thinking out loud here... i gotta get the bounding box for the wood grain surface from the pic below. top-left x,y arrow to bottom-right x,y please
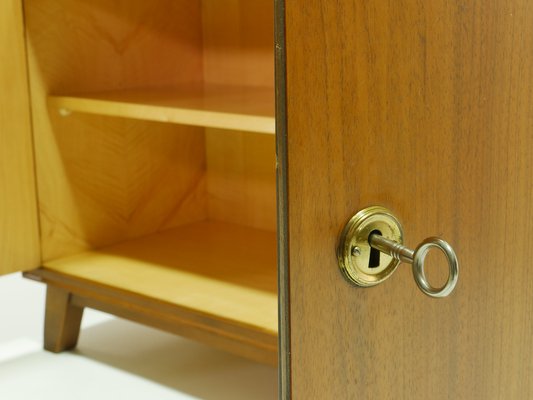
27,221 -> 278,364
0,0 -> 40,274
202,0 -> 274,88
206,129 -> 276,232
202,0 -> 276,233
283,0 -> 533,398
24,0 -> 207,261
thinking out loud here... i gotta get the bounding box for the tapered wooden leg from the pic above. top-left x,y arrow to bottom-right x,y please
44,286 -> 84,352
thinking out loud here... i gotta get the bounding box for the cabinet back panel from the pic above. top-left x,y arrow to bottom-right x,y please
24,0 -> 208,261
25,0 -> 204,93
202,0 -> 274,88
206,130 -> 276,232
38,114 -> 207,261
202,0 -> 276,232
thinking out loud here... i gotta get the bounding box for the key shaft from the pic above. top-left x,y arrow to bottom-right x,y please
369,233 -> 415,264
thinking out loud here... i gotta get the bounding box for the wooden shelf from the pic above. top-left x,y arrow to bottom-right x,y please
27,221 -> 278,364
49,85 -> 275,134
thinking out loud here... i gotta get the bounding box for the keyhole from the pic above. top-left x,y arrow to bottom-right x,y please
368,230 -> 382,269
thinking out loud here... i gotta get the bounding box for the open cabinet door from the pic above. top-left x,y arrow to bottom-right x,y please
278,0 -> 533,398
0,0 -> 40,275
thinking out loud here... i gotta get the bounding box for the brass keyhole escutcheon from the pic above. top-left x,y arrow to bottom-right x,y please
337,206 -> 404,287
338,206 -> 459,297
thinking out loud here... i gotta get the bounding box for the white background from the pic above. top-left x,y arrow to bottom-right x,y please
0,273 -> 277,400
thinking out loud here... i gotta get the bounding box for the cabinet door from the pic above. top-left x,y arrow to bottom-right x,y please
0,0 -> 40,274
278,0 -> 533,398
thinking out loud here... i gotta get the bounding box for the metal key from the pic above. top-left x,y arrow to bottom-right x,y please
368,233 -> 459,298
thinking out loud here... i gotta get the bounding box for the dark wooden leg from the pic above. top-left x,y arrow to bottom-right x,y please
44,286 -> 84,352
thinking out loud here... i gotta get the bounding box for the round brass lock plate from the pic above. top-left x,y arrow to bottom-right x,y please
337,206 -> 404,287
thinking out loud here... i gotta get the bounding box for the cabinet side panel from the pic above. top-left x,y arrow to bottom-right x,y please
0,0 -> 41,274
24,0 -> 207,261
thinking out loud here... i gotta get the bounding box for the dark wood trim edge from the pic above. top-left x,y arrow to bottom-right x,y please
70,292 -> 277,366
275,0 -> 291,398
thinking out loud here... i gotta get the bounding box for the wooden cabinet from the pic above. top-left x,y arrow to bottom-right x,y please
2,0 -> 278,367
3,0 -> 533,398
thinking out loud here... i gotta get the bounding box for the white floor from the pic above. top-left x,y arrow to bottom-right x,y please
0,274 -> 277,399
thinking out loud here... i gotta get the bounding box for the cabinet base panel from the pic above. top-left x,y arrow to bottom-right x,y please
25,269 -> 277,366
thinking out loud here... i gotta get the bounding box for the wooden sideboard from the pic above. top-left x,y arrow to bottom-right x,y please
2,1 -> 533,399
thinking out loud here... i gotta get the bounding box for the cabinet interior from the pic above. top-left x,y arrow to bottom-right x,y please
23,0 -> 277,364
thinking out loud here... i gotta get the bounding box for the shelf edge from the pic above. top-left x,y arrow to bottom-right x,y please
49,95 -> 276,134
